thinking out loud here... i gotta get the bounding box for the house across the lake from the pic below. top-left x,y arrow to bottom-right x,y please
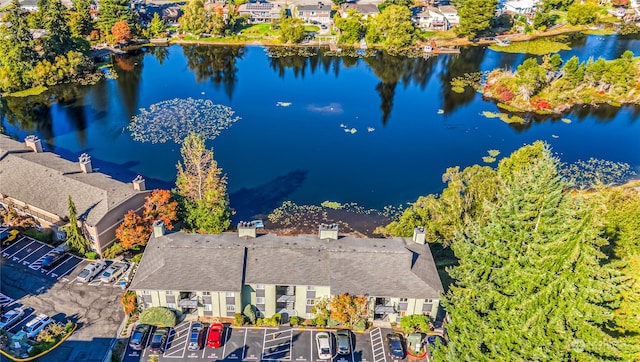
0,135 -> 150,255
129,222 -> 444,326
296,2 -> 332,25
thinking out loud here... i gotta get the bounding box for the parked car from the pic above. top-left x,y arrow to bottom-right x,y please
22,314 -> 52,338
41,244 -> 69,270
386,333 -> 405,360
129,323 -> 153,351
149,327 -> 169,353
316,331 -> 332,360
188,322 -> 204,351
1,229 -> 19,246
0,307 -> 25,330
206,323 -> 224,349
77,260 -> 107,283
99,262 -> 128,283
336,329 -> 350,355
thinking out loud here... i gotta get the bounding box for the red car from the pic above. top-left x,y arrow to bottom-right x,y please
206,323 -> 224,349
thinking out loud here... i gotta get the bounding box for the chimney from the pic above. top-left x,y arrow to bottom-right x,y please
79,153 -> 93,173
25,135 -> 43,153
237,221 -> 257,238
132,175 -> 146,191
318,223 -> 338,240
413,226 -> 426,244
152,220 -> 165,238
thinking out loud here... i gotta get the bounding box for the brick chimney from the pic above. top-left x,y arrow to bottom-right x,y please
153,220 -> 165,238
237,221 -> 257,238
412,226 -> 426,244
79,153 -> 93,173
25,135 -> 43,153
318,223 -> 338,240
132,175 -> 146,191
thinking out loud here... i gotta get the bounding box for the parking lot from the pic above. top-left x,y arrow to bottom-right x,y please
123,322 -> 401,362
1,235 -> 127,362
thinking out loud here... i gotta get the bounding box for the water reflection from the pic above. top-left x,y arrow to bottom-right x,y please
114,52 -> 144,120
182,45 -> 245,99
440,46 -> 487,114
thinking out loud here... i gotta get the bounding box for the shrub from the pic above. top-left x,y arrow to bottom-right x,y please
273,313 -> 282,325
353,319 -> 367,332
65,321 -> 75,333
103,242 -> 125,259
289,316 -> 300,326
400,315 -> 433,334
243,305 -> 257,325
304,318 -> 316,327
22,228 -> 54,243
138,307 -> 176,327
130,253 -> 143,263
256,318 -> 263,326
314,316 -> 327,327
85,251 -> 98,259
234,312 -> 246,326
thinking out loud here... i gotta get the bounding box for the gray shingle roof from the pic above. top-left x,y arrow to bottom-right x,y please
0,135 -> 144,225
340,3 -> 379,15
130,231 -> 444,299
297,3 -> 331,12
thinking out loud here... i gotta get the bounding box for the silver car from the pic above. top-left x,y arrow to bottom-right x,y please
77,260 -> 107,283
99,262 -> 128,283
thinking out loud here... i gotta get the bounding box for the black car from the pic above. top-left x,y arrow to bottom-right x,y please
149,327 -> 169,353
336,329 -> 350,355
41,246 -> 68,270
129,324 -> 152,351
386,333 -> 405,360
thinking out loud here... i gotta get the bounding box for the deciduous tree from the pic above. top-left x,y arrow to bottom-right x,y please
115,210 -> 149,249
366,5 -> 415,53
328,293 -> 369,327
116,189 -> 178,249
179,0 -> 208,38
111,20 -> 132,43
456,0 -> 498,38
279,17 -> 305,44
175,133 -> 231,233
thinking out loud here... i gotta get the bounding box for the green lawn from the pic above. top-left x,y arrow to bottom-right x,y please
240,23 -> 280,37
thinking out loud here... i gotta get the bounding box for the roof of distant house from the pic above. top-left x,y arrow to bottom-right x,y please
0,135 -> 147,225
129,230 -> 444,298
297,3 -> 332,12
340,3 -> 380,15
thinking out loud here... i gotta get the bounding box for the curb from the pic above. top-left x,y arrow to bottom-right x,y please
0,324 -> 77,362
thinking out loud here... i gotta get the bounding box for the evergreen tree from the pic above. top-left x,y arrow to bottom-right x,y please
435,142 -> 620,361
148,12 -> 165,37
69,0 -> 94,37
0,0 -> 37,92
366,5 -> 415,53
64,195 -> 90,255
40,0 -> 75,59
178,0 -> 208,38
175,133 -> 231,233
96,0 -> 138,37
456,0 -> 498,38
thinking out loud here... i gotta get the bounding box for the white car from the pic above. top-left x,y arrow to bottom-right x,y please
22,314 -> 52,338
0,307 -> 25,330
99,262 -> 128,283
77,260 -> 107,283
316,332 -> 332,360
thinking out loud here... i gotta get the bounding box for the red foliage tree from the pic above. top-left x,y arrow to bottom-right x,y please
121,290 -> 138,316
111,21 -> 132,43
115,210 -> 150,249
143,190 -> 178,230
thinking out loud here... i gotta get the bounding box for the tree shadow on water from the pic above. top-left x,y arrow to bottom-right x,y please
230,170 -> 308,222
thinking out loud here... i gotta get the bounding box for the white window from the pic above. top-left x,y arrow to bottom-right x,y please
307,286 -> 315,291
306,299 -> 315,306
256,284 -> 265,290
399,298 -> 408,302
256,297 -> 265,304
425,299 -> 433,304
226,305 -> 236,312
141,290 -> 151,295
165,291 -> 174,296
204,304 -> 212,311
226,292 -> 235,297
166,303 -> 176,309
202,292 -> 211,296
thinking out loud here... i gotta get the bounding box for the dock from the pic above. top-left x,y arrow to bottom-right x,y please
424,40 -> 460,55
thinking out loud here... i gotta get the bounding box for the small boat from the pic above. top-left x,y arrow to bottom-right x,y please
496,39 -> 511,47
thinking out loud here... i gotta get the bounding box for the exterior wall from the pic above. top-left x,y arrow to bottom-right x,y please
93,191 -> 150,255
295,8 -> 332,24
264,285 -> 277,317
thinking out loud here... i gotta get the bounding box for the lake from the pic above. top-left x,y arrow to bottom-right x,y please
2,33 -> 639,220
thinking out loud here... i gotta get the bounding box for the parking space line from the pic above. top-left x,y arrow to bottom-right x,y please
53,257 -> 82,279
0,292 -> 14,308
7,240 -> 36,259
241,326 -> 248,360
370,328 -> 386,362
7,310 -> 34,334
45,255 -> 74,276
164,322 -> 190,358
18,244 -> 46,264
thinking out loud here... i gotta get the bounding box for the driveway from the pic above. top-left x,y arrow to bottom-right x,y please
1,236 -> 125,362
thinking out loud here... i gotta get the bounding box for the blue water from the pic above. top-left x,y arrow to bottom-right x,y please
2,34 -> 639,219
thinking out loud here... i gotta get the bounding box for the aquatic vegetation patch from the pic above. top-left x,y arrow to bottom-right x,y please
482,156 -> 496,163
7,86 -> 48,97
561,118 -> 572,124
128,98 -> 240,143
481,111 -> 525,124
488,39 -> 571,55
560,158 -> 637,188
487,149 -> 500,157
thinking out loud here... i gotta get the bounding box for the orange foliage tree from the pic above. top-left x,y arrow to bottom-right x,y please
328,293 -> 369,326
111,20 -> 132,43
115,190 -> 178,250
121,290 -> 138,316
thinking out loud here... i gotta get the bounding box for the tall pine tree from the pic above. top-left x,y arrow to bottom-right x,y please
455,0 -> 498,38
435,142 -> 620,361
64,195 -> 90,255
